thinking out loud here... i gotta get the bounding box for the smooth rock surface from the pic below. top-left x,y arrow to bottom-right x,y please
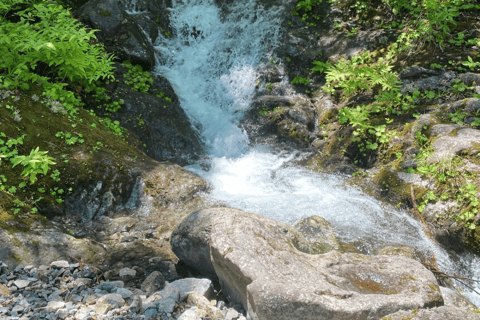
172,208 -> 444,320
381,306 -> 480,319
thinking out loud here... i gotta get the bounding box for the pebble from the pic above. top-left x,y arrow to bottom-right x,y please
0,260 -> 246,320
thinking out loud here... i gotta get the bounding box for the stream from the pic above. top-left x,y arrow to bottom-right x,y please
137,0 -> 480,307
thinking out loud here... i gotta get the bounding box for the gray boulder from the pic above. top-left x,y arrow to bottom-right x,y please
171,208 -> 444,320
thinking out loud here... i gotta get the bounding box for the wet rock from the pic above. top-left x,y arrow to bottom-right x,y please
105,65 -> 205,165
76,0 -> 155,70
377,246 -> 415,259
381,306 -> 480,319
440,286 -> 477,309
294,216 -> 340,254
141,271 -> 165,295
172,208 -> 444,320
244,94 -> 316,146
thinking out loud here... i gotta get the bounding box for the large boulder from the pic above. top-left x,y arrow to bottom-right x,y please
171,208 -> 444,320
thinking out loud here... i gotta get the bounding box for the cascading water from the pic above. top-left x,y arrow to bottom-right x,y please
151,0 -> 480,307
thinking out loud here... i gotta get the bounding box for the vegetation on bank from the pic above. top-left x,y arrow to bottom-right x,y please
0,0 -> 151,225
285,0 -> 480,250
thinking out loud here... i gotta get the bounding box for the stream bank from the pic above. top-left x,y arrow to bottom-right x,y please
2,0 -> 480,319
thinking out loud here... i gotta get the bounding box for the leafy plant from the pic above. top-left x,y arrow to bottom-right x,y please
123,61 -> 153,93
0,0 -> 114,89
11,147 -> 56,184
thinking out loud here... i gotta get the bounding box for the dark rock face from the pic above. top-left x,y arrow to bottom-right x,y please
76,0 -> 156,70
104,63 -> 205,166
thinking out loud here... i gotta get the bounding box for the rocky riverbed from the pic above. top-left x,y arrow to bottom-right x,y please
0,260 -> 247,320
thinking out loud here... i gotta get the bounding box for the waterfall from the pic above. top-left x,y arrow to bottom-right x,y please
152,0 -> 480,307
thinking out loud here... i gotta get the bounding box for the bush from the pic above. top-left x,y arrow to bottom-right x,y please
0,0 -> 115,91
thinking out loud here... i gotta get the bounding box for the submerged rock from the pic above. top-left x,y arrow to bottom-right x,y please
172,207 -> 444,320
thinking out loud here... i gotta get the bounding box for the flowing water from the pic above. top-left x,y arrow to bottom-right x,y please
147,0 -> 480,306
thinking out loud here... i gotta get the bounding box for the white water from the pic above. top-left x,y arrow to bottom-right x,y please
151,0 -> 480,306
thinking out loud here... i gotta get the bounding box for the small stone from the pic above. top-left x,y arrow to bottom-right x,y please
12,305 -> 24,314
13,280 -> 30,289
116,288 -> 133,299
141,271 -> 165,295
225,308 -> 239,320
156,296 -> 176,314
129,296 -> 142,313
56,309 -> 69,319
50,261 -> 70,269
119,268 -> 136,281
94,294 -> 125,315
159,278 -> 212,303
143,308 -> 158,320
0,283 -> 10,296
45,301 -> 66,312
177,307 -> 201,320
97,282 -> 115,293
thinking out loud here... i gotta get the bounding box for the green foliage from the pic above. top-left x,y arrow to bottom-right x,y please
291,76 -> 312,86
296,0 -> 322,12
55,131 -> 85,145
462,56 -> 480,71
105,99 -> 124,113
0,0 -> 115,88
321,53 -> 401,96
123,61 -> 153,93
11,147 -> 56,184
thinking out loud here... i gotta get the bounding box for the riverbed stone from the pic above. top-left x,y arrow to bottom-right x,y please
94,294 -> 125,315
158,278 -> 213,303
186,292 -> 224,320
172,207 -> 444,320
141,271 -> 165,295
0,284 -> 10,296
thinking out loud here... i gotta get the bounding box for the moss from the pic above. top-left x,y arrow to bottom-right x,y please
0,84 -> 147,218
371,168 -> 426,208
98,10 -> 111,17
